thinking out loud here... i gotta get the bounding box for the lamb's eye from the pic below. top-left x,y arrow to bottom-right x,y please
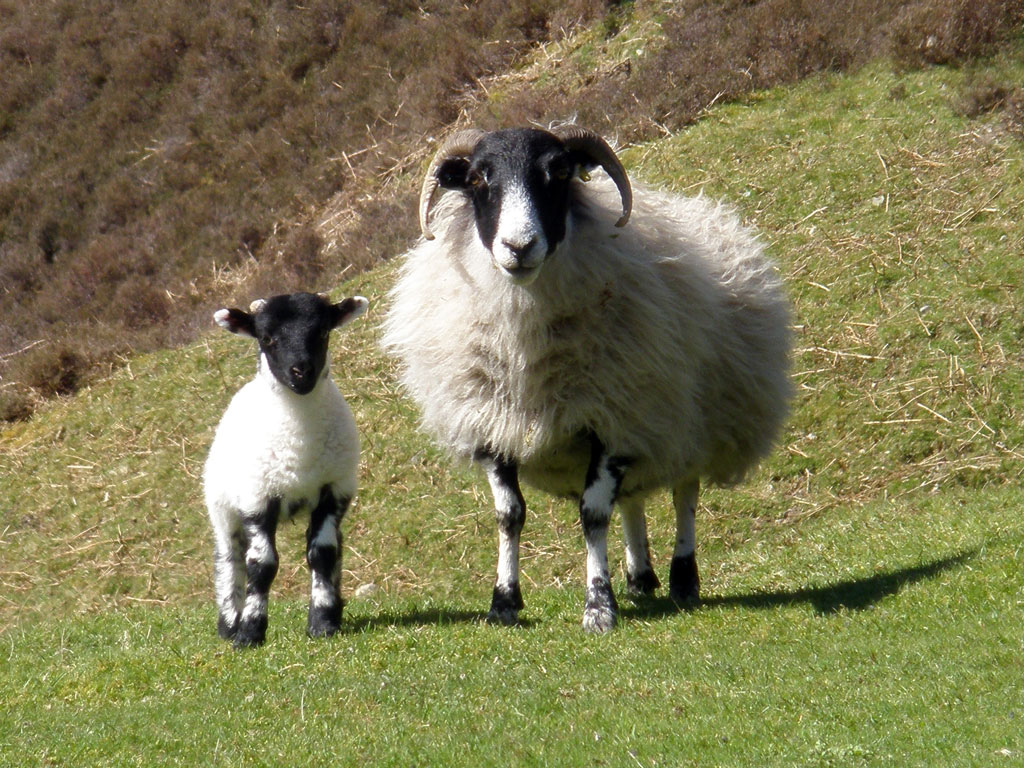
468,171 -> 484,188
553,167 -> 571,181
261,335 -> 275,347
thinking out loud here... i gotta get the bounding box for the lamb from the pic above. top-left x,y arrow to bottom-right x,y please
382,125 -> 792,633
204,291 -> 367,647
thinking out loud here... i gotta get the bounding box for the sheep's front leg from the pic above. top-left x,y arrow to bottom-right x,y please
580,441 -> 629,633
670,478 -> 700,605
476,451 -> 526,624
236,498 -> 281,648
306,485 -> 350,638
619,496 -> 660,599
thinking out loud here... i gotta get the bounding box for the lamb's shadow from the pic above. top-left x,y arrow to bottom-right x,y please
622,549 -> 976,620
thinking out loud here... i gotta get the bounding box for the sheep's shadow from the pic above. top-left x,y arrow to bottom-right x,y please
345,607 -> 535,632
622,548 -> 976,620
341,550 -> 974,631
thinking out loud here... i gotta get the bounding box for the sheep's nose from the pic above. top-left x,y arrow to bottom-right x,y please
290,364 -> 311,380
502,237 -> 537,263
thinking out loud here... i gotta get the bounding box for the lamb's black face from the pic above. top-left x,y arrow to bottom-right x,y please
437,129 -> 580,285
253,294 -> 335,395
214,292 -> 368,395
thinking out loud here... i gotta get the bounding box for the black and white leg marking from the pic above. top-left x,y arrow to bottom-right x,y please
620,496 -> 660,599
235,498 -> 281,648
306,484 -> 350,638
580,439 -> 629,633
213,524 -> 246,639
476,450 -> 526,625
669,478 -> 700,605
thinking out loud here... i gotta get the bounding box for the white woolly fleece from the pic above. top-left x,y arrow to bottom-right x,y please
382,174 -> 792,498
204,362 -> 359,525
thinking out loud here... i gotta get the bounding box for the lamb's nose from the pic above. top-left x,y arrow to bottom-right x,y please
290,364 -> 311,380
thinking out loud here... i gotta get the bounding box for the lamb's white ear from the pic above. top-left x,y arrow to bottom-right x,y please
332,296 -> 369,329
214,308 -> 257,338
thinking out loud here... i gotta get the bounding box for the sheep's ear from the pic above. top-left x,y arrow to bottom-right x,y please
213,308 -> 257,338
331,296 -> 368,329
437,157 -> 470,189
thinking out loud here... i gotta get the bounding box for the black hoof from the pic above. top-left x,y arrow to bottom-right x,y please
669,553 -> 700,606
625,568 -> 661,599
487,583 -> 524,625
233,615 -> 268,648
217,613 -> 239,640
307,603 -> 343,638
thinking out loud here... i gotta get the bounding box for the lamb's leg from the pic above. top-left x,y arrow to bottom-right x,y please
580,440 -> 628,633
306,484 -> 349,638
619,496 -> 660,599
477,451 -> 526,625
670,478 -> 700,605
235,498 -> 281,648
212,519 -> 246,639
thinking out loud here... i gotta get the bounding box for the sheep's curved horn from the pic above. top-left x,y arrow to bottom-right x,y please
553,126 -> 632,228
419,129 -> 485,240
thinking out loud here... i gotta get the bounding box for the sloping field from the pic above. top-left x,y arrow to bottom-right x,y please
1,43 -> 1022,767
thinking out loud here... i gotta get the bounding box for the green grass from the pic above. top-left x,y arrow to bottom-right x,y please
1,491 -> 1020,767
3,48 -> 1024,767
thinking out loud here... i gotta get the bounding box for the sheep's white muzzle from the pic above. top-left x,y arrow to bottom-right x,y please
493,185 -> 548,285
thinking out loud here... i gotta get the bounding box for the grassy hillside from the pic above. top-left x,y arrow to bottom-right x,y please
2,35 -> 1023,766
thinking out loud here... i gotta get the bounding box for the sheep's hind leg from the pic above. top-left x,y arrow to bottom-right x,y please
212,521 -> 246,639
619,496 -> 660,599
477,452 -> 526,625
235,498 -> 281,648
669,479 -> 700,605
580,440 -> 628,633
306,485 -> 349,638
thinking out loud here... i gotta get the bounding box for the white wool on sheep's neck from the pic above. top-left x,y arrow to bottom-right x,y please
383,174 -> 791,499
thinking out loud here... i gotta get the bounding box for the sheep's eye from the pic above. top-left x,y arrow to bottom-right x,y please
467,171 -> 484,188
553,166 -> 571,181
260,335 -> 275,347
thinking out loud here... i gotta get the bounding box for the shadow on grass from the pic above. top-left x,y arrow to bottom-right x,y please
622,549 -> 977,621
346,607 -> 536,632
340,550 -> 976,631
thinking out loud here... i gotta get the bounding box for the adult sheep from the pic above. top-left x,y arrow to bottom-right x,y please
383,125 -> 792,633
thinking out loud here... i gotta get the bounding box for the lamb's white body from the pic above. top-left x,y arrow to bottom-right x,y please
203,291 -> 366,646
204,362 -> 359,520
384,175 -> 791,498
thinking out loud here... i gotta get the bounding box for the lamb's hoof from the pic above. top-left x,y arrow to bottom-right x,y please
669,553 -> 700,607
233,616 -> 268,649
582,579 -> 619,634
217,613 -> 239,640
486,606 -> 520,626
307,605 -> 342,638
487,583 -> 523,625
625,568 -> 661,600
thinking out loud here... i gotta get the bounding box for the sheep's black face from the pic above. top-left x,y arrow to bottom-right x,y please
437,129 -> 579,286
214,293 -> 368,396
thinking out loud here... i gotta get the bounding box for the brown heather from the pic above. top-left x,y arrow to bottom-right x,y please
0,0 -> 1022,421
